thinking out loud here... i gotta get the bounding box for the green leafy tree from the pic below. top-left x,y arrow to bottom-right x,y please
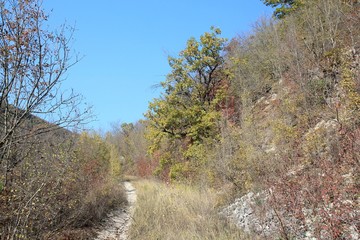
262,0 -> 305,18
146,27 -> 226,146
146,27 -> 227,180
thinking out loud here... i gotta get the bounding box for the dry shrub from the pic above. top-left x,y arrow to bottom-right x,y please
136,156 -> 157,178
268,125 -> 359,239
70,178 -> 127,227
43,229 -> 95,240
0,132 -> 126,239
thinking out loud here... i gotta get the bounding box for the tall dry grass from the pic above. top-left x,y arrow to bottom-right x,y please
129,180 -> 250,240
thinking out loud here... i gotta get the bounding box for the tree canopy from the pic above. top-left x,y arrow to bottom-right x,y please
145,27 -> 228,180
262,0 -> 305,18
146,27 -> 227,148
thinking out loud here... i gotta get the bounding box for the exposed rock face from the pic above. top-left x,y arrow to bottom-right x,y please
220,115 -> 359,239
221,189 -> 359,239
220,191 -> 282,239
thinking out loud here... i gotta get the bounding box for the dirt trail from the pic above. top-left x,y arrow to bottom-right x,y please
95,181 -> 136,240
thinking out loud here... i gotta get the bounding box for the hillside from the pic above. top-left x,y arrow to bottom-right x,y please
0,106 -> 127,239
110,0 -> 359,239
1,0 -> 359,239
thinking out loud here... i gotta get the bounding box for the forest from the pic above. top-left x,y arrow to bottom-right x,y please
0,0 -> 359,239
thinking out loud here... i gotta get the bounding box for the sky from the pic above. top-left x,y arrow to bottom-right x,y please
43,1 -> 272,131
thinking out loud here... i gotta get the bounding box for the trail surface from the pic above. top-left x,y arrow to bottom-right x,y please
95,181 -> 136,240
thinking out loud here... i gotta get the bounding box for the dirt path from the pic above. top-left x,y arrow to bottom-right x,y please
95,181 -> 136,240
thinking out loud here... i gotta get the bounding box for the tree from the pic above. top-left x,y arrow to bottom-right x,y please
0,0 -> 90,185
145,27 -> 227,180
146,27 -> 226,144
106,121 -> 153,176
262,0 -> 305,18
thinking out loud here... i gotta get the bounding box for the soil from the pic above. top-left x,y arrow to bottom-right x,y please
95,181 -> 136,240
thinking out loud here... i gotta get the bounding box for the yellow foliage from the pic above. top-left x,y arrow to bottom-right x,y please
109,144 -> 122,177
169,162 -> 191,182
340,54 -> 360,124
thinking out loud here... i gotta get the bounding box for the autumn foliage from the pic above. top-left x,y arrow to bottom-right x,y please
137,0 -> 360,238
0,131 -> 126,239
0,1 -> 123,238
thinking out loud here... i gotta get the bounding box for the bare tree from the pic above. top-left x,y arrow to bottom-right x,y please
0,0 -> 91,185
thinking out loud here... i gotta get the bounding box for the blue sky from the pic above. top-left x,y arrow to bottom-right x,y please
43,1 -> 272,131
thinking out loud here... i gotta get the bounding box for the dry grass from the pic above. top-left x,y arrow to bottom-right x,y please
122,175 -> 140,182
129,180 -> 248,240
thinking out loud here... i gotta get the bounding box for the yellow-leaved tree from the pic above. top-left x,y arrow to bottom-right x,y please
146,27 -> 227,182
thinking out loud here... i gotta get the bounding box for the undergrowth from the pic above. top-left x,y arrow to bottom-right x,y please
129,180 -> 250,240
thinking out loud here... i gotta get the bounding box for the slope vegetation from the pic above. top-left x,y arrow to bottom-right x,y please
108,1 -> 359,239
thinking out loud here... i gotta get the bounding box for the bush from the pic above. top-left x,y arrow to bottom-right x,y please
0,131 -> 126,239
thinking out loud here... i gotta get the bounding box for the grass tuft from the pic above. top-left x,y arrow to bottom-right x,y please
129,180 -> 250,240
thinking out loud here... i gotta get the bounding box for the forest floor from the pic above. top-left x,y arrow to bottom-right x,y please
94,181 -> 136,240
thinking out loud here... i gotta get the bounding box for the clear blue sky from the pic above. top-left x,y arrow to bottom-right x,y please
43,1 -> 272,131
